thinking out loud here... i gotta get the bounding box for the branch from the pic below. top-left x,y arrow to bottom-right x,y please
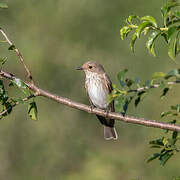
0,28 -> 34,84
1,70 -> 180,132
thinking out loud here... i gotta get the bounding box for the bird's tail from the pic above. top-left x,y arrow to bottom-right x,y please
104,126 -> 118,140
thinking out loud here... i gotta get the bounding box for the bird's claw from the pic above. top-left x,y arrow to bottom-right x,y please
105,109 -> 109,118
90,105 -> 94,113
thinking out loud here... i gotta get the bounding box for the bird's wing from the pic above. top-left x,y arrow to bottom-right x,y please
103,73 -> 115,112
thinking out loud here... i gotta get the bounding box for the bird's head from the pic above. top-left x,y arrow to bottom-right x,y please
76,61 -> 105,74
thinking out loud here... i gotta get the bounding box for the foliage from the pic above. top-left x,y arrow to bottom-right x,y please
0,79 -> 12,118
0,59 -> 37,120
117,0 -> 180,167
108,67 -> 180,165
0,2 -> 8,9
120,0 -> 180,60
173,177 -> 180,180
147,131 -> 179,166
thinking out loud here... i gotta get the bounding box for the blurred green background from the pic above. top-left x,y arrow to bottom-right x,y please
0,0 -> 180,179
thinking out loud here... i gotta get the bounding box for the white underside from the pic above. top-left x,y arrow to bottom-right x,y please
85,72 -> 108,109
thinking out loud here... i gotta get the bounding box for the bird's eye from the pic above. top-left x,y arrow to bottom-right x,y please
89,66 -> 92,69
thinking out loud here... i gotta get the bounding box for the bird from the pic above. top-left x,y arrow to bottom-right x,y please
76,61 -> 118,140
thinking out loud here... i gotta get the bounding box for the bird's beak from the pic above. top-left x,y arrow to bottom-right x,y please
76,66 -> 83,70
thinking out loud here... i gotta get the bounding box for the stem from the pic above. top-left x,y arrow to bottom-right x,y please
0,28 -> 34,84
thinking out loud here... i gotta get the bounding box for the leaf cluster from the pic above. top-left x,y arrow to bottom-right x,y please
0,39 -> 38,120
108,68 -> 180,115
0,80 -> 12,118
147,131 -> 179,166
0,2 -> 8,9
120,0 -> 180,60
0,78 -> 38,120
108,68 -> 180,165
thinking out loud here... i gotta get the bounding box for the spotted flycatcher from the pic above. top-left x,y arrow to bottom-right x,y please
76,61 -> 118,140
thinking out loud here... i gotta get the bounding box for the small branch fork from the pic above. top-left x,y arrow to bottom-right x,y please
0,28 -> 180,132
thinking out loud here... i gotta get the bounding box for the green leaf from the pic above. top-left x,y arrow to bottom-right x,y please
120,26 -> 131,40
161,6 -> 167,18
173,176 -> 180,180
172,131 -> 178,139
174,10 -> 180,19
143,27 -> 150,35
165,69 -> 180,79
168,26 -> 178,40
115,95 -> 131,115
0,80 -> 8,103
159,80 -> 166,89
166,1 -> 180,11
127,15 -> 139,23
136,21 -> 152,38
147,153 -> 160,163
161,1 -> 180,18
125,78 -> 134,87
134,91 -> 146,107
168,27 -> 179,60
0,3 -> 8,9
130,33 -> 137,52
171,104 -> 180,112
141,16 -> 158,28
117,69 -> 128,82
146,31 -> 160,56
0,57 -> 7,65
159,152 -> 173,166
162,137 -> 169,146
0,102 -> 12,117
161,111 -> 172,118
8,45 -> 15,50
160,87 -> 169,99
28,101 -> 38,120
149,138 -> 164,146
12,78 -> 29,95
152,72 -> 166,79
13,78 -> 27,89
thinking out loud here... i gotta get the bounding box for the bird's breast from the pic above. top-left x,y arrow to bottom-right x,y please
85,74 -> 108,109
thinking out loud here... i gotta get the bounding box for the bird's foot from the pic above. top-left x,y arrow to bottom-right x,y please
90,105 -> 94,113
105,109 -> 109,118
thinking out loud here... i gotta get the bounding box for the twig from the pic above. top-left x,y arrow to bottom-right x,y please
0,94 -> 36,117
1,70 -> 180,132
0,28 -> 34,84
128,80 -> 180,93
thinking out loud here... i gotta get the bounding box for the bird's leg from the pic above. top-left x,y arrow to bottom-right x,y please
90,105 -> 94,113
89,101 -> 95,113
105,107 -> 110,119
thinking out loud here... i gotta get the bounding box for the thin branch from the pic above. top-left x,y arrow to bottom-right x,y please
128,80 -> 180,93
1,70 -> 180,132
0,28 -> 34,84
0,94 -> 36,117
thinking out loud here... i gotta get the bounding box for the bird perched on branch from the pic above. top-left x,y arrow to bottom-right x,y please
76,61 -> 118,140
